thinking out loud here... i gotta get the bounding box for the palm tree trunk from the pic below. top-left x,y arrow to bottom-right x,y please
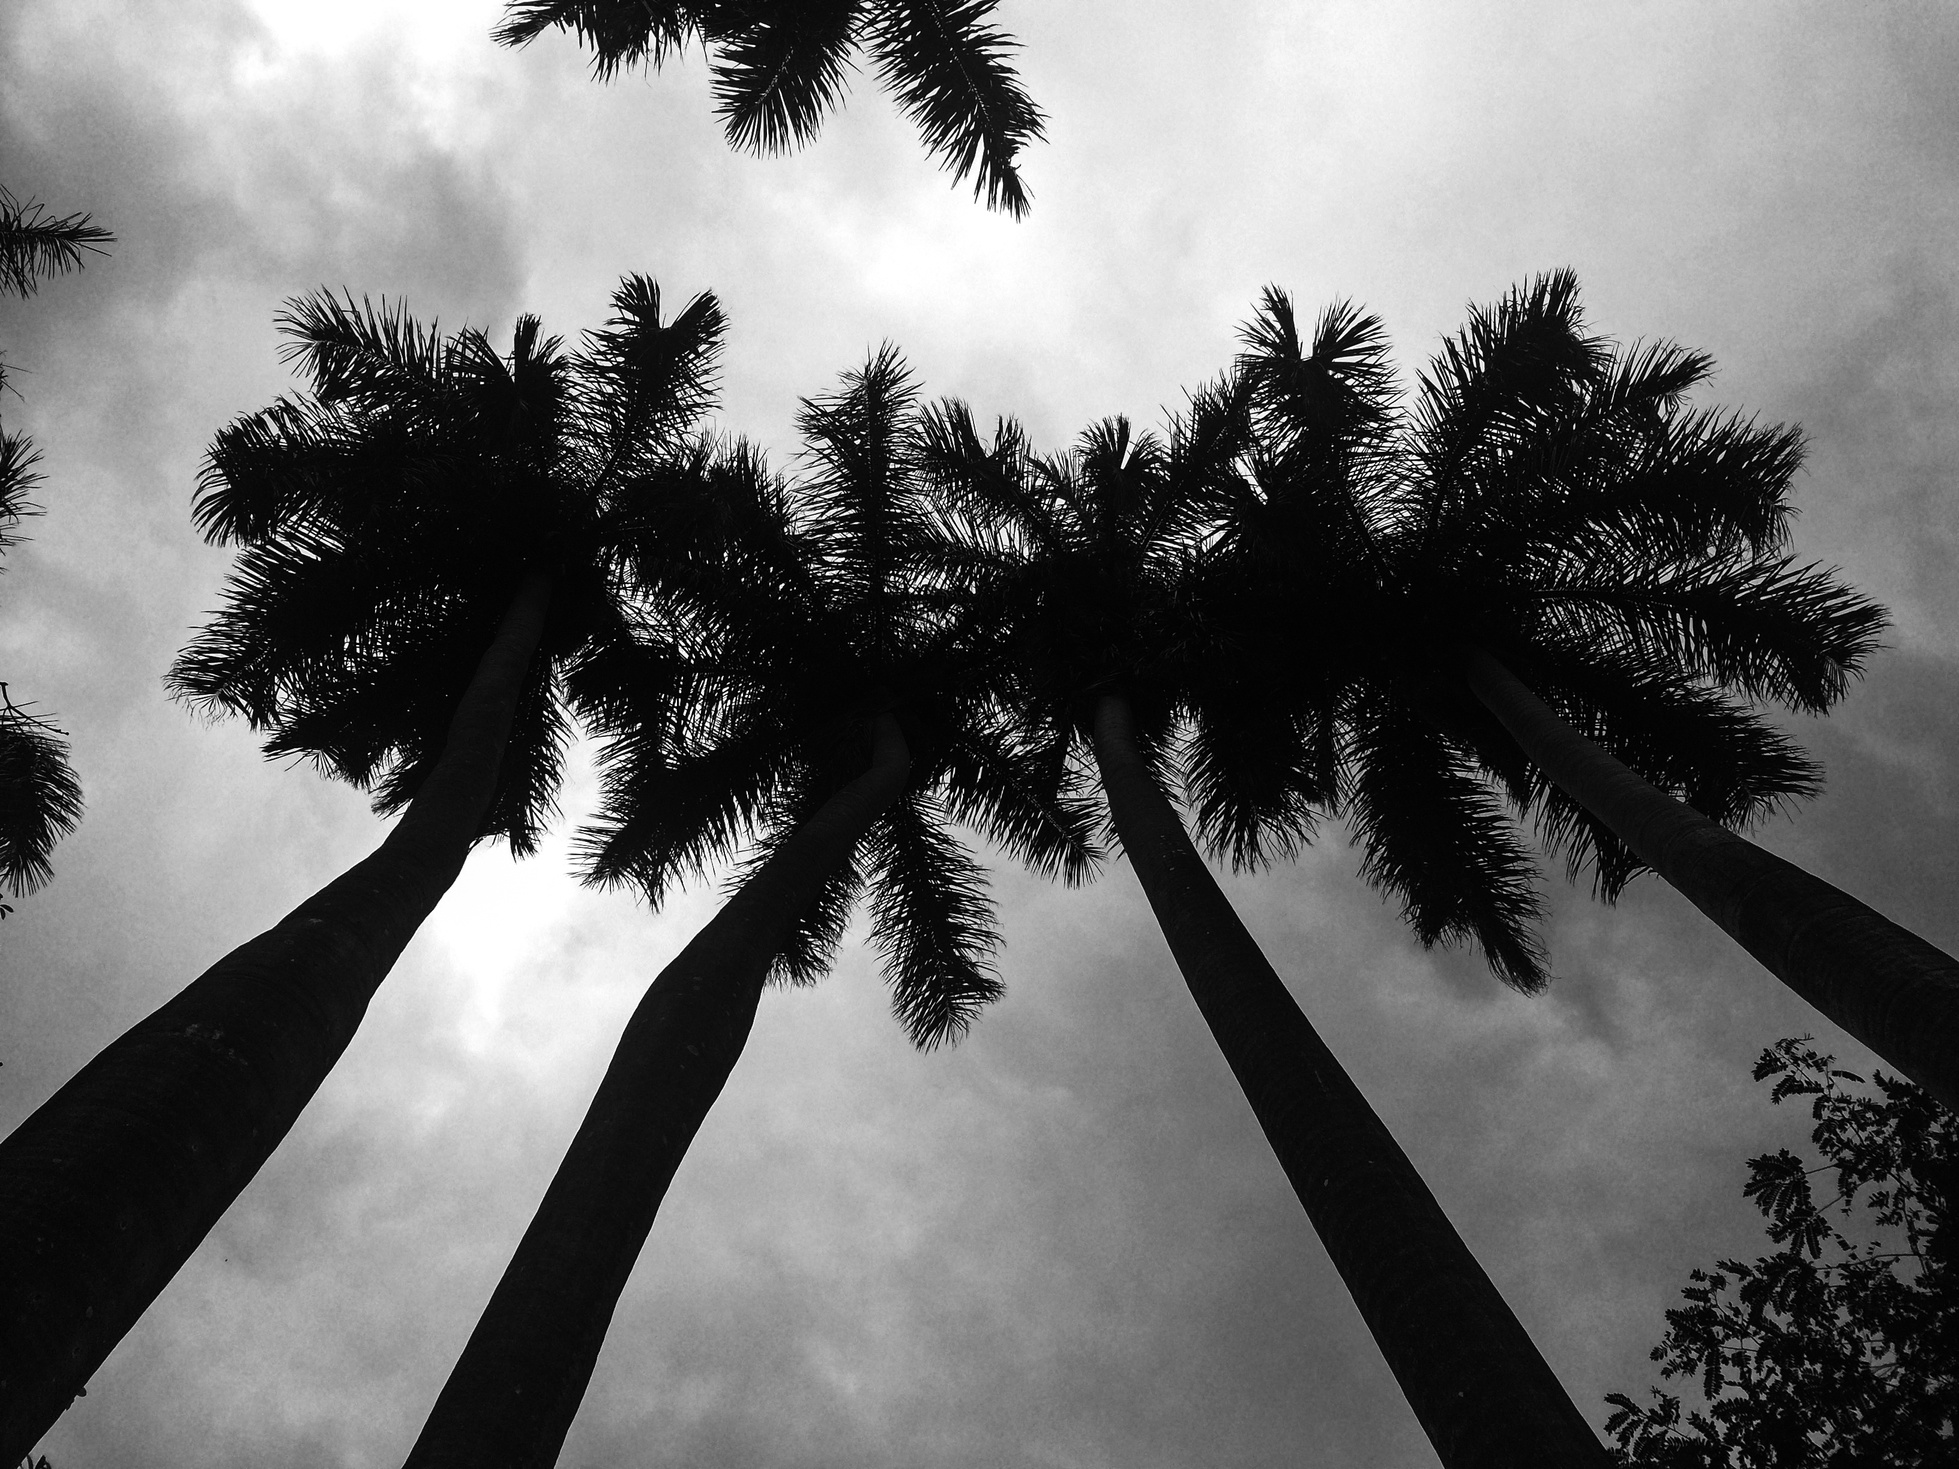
1089,693 -> 1608,1469
0,570 -> 555,1461
401,712 -> 911,1469
1460,646 -> 1959,1111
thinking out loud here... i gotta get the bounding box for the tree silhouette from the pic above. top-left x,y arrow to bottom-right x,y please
1607,1038 -> 1957,1465
400,347 -> 1095,1468
916,392 -> 1612,1465
0,278 -> 724,1460
1258,274 -> 1954,1115
495,0 -> 1046,216
975,270 -> 1892,1462
0,186 -> 110,915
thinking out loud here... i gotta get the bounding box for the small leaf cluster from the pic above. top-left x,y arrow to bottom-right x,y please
1606,1039 -> 1958,1466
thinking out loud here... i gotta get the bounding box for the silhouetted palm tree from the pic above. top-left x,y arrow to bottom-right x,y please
495,0 -> 1046,216
919,395 -> 1614,1467
0,187 -> 110,915
1221,275 -> 1953,1114
402,346 -> 1094,1468
0,278 -> 723,1460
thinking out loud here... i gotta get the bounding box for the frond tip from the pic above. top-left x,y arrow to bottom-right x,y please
0,186 -> 114,298
865,0 -> 1047,218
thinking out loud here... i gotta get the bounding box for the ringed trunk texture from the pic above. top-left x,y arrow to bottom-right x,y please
0,571 -> 555,1461
1461,647 -> 1959,1112
401,712 -> 911,1469
1089,694 -> 1609,1469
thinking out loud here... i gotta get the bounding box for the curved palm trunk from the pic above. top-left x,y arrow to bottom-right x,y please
0,570 -> 555,1461
1090,694 -> 1608,1469
1460,648 -> 1959,1112
402,712 -> 910,1469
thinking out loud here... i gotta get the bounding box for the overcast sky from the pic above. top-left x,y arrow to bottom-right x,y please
5,2 -> 1959,1465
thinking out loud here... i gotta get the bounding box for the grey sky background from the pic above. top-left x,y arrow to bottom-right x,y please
4,2 -> 1959,1465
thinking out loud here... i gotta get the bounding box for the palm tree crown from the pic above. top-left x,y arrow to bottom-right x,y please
168,276 -> 726,854
577,344 -> 1098,1043
494,0 -> 1046,217
1207,271 -> 1882,986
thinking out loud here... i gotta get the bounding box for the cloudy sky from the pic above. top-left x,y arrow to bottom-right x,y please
5,2 -> 1959,1465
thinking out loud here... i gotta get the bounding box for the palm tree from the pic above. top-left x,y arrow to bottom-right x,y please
400,346 -> 1095,1468
0,278 -> 724,1461
0,187 -> 111,915
1220,275 -> 1955,1113
919,401 -> 1614,1466
494,0 -> 1046,216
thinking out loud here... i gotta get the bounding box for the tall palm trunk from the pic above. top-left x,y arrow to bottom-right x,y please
0,570 -> 555,1461
1460,646 -> 1959,1112
402,712 -> 911,1469
1089,693 -> 1608,1469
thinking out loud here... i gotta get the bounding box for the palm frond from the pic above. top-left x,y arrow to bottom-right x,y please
192,397 -> 447,546
1344,690 -> 1549,992
935,703 -> 1101,885
1512,556 -> 1886,715
863,791 -> 1001,1048
710,0 -> 862,155
493,0 -> 704,77
1457,360 -> 1804,576
0,187 -> 113,298
1406,268 -> 1608,554
0,427 -> 44,554
914,398 -> 1053,545
572,278 -> 727,498
275,290 -> 449,412
1180,667 -> 1336,873
795,343 -> 923,642
577,705 -> 793,901
863,0 -> 1045,216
